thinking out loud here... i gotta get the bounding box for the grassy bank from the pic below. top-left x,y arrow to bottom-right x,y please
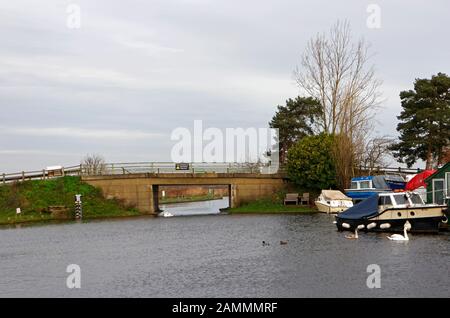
0,176 -> 140,225
229,198 -> 317,214
160,193 -> 224,204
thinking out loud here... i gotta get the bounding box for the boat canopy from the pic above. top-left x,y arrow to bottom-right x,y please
336,194 -> 379,220
371,176 -> 390,190
321,190 -> 352,201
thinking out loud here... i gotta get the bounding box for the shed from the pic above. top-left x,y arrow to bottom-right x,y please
424,162 -> 450,204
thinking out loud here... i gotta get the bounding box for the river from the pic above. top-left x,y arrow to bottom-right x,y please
0,197 -> 448,297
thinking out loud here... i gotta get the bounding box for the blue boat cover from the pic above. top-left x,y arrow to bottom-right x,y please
337,194 -> 380,220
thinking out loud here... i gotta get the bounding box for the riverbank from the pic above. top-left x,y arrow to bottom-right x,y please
0,176 -> 140,225
228,198 -> 317,214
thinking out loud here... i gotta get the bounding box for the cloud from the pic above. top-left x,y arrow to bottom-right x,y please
0,126 -> 165,140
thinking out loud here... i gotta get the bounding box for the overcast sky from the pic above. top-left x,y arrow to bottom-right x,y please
1,0 -> 449,172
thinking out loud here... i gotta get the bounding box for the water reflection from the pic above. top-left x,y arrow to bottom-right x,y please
159,197 -> 229,216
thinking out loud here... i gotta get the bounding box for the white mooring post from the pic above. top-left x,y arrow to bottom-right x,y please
75,194 -> 82,219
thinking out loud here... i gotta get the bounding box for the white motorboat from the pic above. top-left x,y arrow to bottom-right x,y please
315,190 -> 353,214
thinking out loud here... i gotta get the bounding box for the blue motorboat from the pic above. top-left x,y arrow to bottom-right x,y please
345,174 -> 407,201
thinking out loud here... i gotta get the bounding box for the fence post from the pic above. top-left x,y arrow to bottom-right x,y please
42,170 -> 45,180
2,173 -> 5,184
22,171 -> 25,182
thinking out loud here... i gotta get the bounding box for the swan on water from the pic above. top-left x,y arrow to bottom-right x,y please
387,221 -> 411,241
345,224 -> 365,239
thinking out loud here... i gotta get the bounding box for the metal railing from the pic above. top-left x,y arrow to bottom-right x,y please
356,165 -> 423,175
1,165 -> 81,184
1,162 -> 281,184
0,162 -> 425,185
82,162 -> 279,175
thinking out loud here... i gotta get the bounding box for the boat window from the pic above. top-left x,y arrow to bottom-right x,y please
379,196 -> 392,206
350,181 -> 358,189
393,194 -> 408,205
409,193 -> 423,205
359,180 -> 371,189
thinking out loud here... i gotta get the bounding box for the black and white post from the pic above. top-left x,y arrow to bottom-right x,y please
74,194 -> 82,219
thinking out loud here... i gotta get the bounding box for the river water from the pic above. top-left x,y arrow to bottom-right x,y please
0,198 -> 448,297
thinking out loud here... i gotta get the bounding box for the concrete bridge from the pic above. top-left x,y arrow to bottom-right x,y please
82,172 -> 288,214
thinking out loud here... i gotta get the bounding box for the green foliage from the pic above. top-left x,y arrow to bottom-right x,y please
269,96 -> 322,162
390,72 -> 450,168
287,133 -> 336,190
0,176 -> 140,224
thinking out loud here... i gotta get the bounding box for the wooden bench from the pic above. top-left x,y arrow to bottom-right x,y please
284,193 -> 299,205
300,193 -> 310,205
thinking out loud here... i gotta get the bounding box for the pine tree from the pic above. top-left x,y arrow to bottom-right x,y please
269,96 -> 322,163
390,73 -> 450,169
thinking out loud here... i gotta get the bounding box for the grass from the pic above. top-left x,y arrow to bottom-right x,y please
0,176 -> 141,225
229,198 -> 317,214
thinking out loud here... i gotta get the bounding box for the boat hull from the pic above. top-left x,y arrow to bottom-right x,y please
335,206 -> 446,233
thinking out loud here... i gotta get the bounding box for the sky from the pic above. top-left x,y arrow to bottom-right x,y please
1,0 -> 449,172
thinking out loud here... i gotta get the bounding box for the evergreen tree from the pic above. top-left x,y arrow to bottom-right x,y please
269,96 -> 322,163
390,73 -> 450,169
287,133 -> 336,190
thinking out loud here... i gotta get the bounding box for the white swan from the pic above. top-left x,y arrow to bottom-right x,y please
387,221 -> 411,241
345,224 -> 365,239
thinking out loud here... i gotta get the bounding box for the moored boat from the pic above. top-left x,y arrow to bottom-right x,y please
315,190 -> 353,214
344,176 -> 391,201
335,191 -> 447,233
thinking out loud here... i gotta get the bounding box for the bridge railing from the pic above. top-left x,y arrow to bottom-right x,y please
1,162 -> 424,185
85,162 -> 278,175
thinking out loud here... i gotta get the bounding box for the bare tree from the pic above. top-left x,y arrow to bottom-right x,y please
294,20 -> 382,188
82,154 -> 106,175
357,137 -> 394,174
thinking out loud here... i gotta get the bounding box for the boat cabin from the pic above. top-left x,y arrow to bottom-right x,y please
377,192 -> 425,210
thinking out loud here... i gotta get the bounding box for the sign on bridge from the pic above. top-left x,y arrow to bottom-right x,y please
175,163 -> 190,171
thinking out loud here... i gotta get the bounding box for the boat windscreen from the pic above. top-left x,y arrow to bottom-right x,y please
372,175 -> 390,190
336,194 -> 379,220
409,193 -> 424,204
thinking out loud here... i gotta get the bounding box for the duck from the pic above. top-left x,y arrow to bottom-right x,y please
387,221 -> 411,241
280,240 -> 288,245
345,224 -> 365,239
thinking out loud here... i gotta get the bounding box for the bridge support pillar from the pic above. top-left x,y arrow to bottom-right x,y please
152,185 -> 160,213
